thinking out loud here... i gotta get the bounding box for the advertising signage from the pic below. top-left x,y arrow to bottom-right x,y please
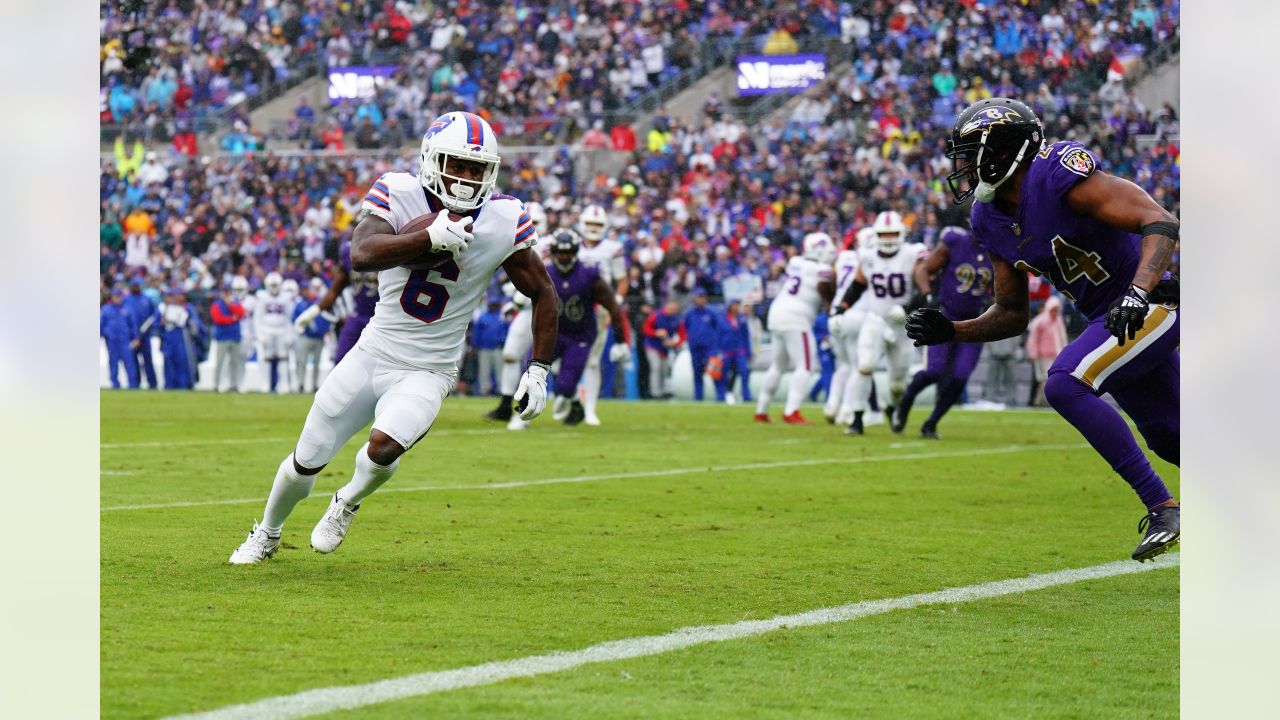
736,54 -> 826,96
328,66 -> 399,103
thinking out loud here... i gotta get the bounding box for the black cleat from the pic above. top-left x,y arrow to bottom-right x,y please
1132,505 -> 1180,562
919,421 -> 940,440
844,413 -> 864,436
564,400 -> 585,426
484,396 -> 514,422
891,405 -> 908,434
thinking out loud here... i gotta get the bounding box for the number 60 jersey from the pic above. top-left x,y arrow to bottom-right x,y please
358,171 -> 537,373
857,242 -> 928,316
970,140 -> 1143,321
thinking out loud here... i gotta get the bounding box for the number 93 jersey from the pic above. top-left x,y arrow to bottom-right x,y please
858,243 -> 927,316
357,171 -> 537,372
767,256 -> 834,332
970,141 -> 1143,320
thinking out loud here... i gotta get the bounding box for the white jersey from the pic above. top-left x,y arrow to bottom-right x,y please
833,249 -> 861,310
579,237 -> 626,286
858,243 -> 927,315
253,289 -> 293,336
358,172 -> 537,372
767,256 -> 834,331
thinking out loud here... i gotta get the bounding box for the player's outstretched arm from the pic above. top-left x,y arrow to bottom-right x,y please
909,255 -> 1027,346
1067,172 -> 1178,294
835,266 -> 868,313
315,264 -> 350,313
593,278 -> 630,345
914,243 -> 949,297
951,256 -> 1028,342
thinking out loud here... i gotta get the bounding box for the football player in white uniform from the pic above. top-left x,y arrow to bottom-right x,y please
571,204 -> 630,425
833,211 -> 927,435
484,201 -> 549,428
824,227 -> 876,425
231,111 -> 559,564
253,271 -> 295,393
754,232 -> 836,424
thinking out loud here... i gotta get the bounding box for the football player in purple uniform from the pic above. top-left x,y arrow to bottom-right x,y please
509,228 -> 629,429
893,225 -> 993,439
908,98 -> 1180,562
294,238 -> 380,363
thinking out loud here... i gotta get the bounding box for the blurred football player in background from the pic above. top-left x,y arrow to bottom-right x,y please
907,97 -> 1180,561
231,112 -> 558,564
254,271 -> 294,393
291,278 -> 331,393
485,202 -> 549,425
754,231 -> 836,424
826,227 -> 874,425
575,203 -> 630,424
834,212 -> 926,435
894,225 -> 993,438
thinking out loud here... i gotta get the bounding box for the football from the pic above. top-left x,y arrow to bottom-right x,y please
400,211 -> 470,269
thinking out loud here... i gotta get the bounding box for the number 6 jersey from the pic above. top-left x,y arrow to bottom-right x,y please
969,141 -> 1142,320
358,172 -> 537,372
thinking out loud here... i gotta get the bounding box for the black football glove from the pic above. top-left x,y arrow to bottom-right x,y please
1105,285 -> 1149,346
905,308 -> 955,347
904,292 -> 938,314
1148,274 -> 1179,305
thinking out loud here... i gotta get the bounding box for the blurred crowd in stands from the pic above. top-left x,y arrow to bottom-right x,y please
101,0 -> 1179,400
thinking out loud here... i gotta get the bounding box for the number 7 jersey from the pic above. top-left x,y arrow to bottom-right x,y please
969,141 -> 1142,320
358,172 -> 537,372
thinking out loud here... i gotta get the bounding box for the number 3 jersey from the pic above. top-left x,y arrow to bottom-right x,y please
970,141 -> 1141,320
857,243 -> 927,316
358,171 -> 537,372
767,256 -> 834,331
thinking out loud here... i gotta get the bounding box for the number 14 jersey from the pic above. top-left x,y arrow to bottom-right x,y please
358,171 -> 537,372
970,141 -> 1142,321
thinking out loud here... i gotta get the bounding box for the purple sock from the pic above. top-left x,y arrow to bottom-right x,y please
1044,372 -> 1172,509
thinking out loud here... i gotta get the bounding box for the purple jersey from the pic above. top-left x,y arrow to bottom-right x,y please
548,260 -> 601,339
935,226 -> 993,321
339,240 -> 379,319
970,141 -> 1141,320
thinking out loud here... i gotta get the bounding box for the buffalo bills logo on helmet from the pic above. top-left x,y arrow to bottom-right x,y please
959,106 -> 1024,136
424,115 -> 455,140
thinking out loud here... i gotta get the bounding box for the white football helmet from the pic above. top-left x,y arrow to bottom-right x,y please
264,272 -> 283,294
282,278 -> 299,298
525,201 -> 548,234
419,111 -> 501,213
856,226 -> 877,251
872,211 -> 906,254
578,204 -> 608,244
230,275 -> 248,299
802,232 -> 837,265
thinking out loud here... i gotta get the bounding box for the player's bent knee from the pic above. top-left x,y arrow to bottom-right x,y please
1042,372 -> 1087,410
367,431 -> 406,466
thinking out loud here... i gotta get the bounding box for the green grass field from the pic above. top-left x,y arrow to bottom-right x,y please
101,392 -> 1178,719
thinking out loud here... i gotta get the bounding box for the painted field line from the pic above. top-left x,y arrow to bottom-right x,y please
162,553 -> 1178,720
101,443 -> 1086,512
100,427 -> 516,450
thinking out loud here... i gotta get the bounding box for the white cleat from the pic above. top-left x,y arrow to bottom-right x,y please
310,493 -> 359,554
865,411 -> 885,426
835,408 -> 854,426
551,395 -> 571,421
822,407 -> 837,424
507,416 -> 529,431
229,522 -> 281,564
584,413 -> 602,426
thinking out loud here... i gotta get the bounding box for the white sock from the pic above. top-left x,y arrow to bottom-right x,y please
261,454 -> 314,533
336,442 -> 399,507
784,368 -> 811,415
499,359 -> 521,396
582,364 -> 601,417
756,366 -> 781,414
825,365 -> 850,415
837,367 -> 860,417
850,371 -> 874,413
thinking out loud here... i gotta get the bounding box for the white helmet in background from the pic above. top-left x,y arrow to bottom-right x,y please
872,211 -> 906,254
282,278 -> 299,298
230,275 -> 248,299
264,272 -> 283,294
802,231 -> 837,265
525,201 -> 548,234
419,111 -> 501,213
856,226 -> 877,251
578,204 -> 608,244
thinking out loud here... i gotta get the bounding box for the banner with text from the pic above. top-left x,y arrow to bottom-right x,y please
736,54 -> 826,96
328,66 -> 399,103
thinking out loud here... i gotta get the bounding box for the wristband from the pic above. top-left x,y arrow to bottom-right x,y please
1129,285 -> 1149,302
529,359 -> 552,370
1140,221 -> 1179,242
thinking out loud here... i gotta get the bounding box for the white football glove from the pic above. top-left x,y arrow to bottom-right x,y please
426,212 -> 473,260
294,304 -> 321,332
609,342 -> 631,363
513,361 -> 550,420
828,312 -> 845,338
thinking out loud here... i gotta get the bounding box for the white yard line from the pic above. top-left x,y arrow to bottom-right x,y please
161,554 -> 1178,720
101,443 -> 1086,512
